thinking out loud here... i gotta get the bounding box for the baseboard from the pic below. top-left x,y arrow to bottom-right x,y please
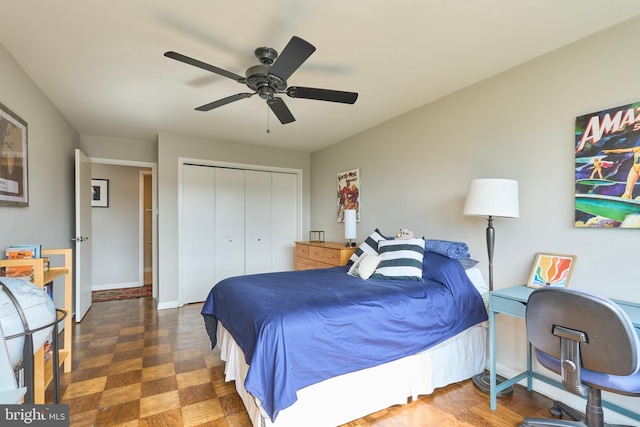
92,282 -> 143,291
156,301 -> 178,310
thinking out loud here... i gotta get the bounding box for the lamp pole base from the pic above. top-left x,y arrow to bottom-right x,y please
472,370 -> 513,397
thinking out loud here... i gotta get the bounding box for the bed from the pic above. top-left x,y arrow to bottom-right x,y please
201,245 -> 489,427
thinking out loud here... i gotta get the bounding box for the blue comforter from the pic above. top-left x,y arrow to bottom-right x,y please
201,252 -> 487,421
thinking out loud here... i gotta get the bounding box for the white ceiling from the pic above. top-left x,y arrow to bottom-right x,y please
1,1 -> 640,153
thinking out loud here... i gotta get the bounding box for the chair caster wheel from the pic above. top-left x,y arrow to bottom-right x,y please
550,405 -> 563,419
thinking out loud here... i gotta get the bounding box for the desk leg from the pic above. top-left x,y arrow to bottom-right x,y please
527,341 -> 533,391
489,309 -> 497,410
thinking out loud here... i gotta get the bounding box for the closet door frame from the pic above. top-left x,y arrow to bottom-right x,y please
177,158 -> 303,306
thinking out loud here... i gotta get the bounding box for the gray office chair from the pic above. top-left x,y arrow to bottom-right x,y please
521,287 -> 640,427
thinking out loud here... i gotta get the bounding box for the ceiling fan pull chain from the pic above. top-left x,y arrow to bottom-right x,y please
266,105 -> 271,134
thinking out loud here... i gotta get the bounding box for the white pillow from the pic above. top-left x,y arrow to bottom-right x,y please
348,253 -> 382,280
465,267 -> 489,294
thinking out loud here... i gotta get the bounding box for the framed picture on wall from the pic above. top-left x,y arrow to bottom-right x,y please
0,102 -> 28,207
337,168 -> 360,222
575,101 -> 640,228
527,252 -> 577,288
91,178 -> 109,207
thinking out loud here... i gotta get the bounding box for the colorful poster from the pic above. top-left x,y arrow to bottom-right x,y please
575,101 -> 640,228
337,168 -> 360,222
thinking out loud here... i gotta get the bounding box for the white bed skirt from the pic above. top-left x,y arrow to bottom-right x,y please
217,322 -> 487,427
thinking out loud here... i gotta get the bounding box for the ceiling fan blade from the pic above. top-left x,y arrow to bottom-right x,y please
267,97 -> 295,124
286,86 -> 358,104
164,51 -> 245,82
195,93 -> 254,111
268,36 -> 316,81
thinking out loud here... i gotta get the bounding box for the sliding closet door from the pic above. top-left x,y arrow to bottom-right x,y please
272,172 -> 298,271
214,168 -> 245,283
180,163 -> 299,305
245,170 -> 273,274
180,164 -> 215,304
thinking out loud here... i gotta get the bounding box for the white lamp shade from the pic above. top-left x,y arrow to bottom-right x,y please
344,209 -> 357,239
463,178 -> 519,218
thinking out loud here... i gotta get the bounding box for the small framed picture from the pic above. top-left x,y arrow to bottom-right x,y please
527,252 -> 577,288
91,179 -> 109,208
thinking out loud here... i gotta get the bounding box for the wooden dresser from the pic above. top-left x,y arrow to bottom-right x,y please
294,241 -> 357,270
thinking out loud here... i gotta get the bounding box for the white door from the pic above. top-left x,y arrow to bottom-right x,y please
272,172 -> 298,271
214,168 -> 245,283
74,149 -> 92,322
180,164 -> 215,305
245,170 -> 272,274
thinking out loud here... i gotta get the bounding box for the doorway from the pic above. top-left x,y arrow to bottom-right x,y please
90,158 -> 157,302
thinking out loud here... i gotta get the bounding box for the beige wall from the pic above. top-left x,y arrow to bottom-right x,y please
90,163 -> 146,290
0,44 -> 79,261
157,133 -> 310,308
311,16 -> 640,423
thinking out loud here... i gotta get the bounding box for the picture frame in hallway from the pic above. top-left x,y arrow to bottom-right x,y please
527,252 -> 577,288
91,179 -> 109,208
0,102 -> 29,207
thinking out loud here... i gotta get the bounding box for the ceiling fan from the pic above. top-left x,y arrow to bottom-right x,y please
165,36 -> 358,125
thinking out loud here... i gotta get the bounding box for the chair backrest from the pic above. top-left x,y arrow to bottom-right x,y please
526,287 -> 640,376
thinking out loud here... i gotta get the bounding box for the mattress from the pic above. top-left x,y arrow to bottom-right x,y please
218,321 -> 487,427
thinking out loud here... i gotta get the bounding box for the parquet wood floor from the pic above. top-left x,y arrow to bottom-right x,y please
49,296 -> 560,426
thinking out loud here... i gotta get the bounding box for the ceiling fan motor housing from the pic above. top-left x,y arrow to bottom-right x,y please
245,63 -> 287,99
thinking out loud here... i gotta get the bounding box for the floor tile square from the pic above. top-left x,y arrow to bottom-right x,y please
141,362 -> 176,382
114,339 -> 144,352
112,347 -> 145,362
108,358 -> 144,375
63,377 -> 108,400
176,368 -> 212,389
71,365 -> 111,382
63,391 -> 102,415
88,336 -> 120,348
77,353 -> 113,369
120,325 -> 145,335
99,383 -> 141,408
180,398 -> 225,427
179,382 -> 216,407
94,400 -> 140,426
141,376 -> 178,398
140,408 -> 184,427
143,352 -> 174,368
104,369 -> 143,390
140,390 -> 181,418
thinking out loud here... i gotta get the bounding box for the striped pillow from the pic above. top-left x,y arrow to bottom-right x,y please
370,238 -> 425,281
348,228 -> 389,264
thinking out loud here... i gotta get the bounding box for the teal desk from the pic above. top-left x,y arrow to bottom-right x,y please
489,285 -> 640,422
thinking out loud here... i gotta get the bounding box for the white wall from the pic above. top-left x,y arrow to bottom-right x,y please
0,43 -> 78,313
80,135 -> 157,163
311,15 -> 640,423
157,133 -> 310,308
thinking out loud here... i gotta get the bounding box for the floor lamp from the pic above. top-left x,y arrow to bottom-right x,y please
463,178 -> 519,396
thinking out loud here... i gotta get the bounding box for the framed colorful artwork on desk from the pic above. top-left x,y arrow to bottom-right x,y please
527,252 -> 577,288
